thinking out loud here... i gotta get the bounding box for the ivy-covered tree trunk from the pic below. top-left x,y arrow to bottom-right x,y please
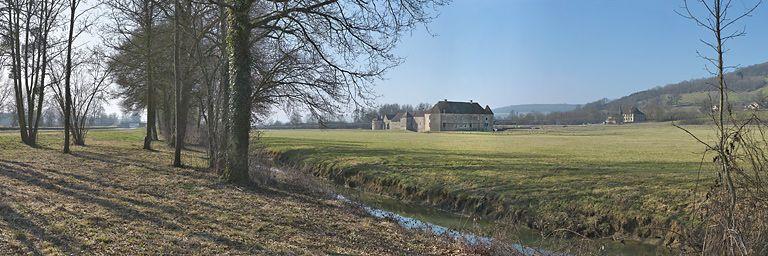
222,0 -> 252,184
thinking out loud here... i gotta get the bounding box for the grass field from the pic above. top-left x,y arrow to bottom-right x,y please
259,123 -> 716,240
0,130 -> 472,255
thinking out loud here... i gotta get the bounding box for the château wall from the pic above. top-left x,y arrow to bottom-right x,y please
430,113 -> 493,131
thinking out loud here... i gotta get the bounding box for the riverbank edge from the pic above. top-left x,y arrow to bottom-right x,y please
265,149 -> 685,247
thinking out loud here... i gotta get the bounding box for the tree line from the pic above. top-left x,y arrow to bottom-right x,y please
0,0 -> 446,184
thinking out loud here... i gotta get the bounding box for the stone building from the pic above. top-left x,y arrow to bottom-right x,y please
603,116 -> 618,125
622,107 -> 646,123
371,117 -> 385,130
372,100 -> 494,132
371,114 -> 396,130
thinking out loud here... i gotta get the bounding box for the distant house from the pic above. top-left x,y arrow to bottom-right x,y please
746,102 -> 761,111
372,114 -> 396,130
604,116 -> 618,125
622,107 -> 646,123
372,100 -> 494,132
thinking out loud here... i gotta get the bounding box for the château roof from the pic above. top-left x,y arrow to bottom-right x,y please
428,100 -> 494,115
392,112 -> 414,120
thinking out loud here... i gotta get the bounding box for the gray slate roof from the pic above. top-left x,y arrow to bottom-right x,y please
428,101 -> 493,115
392,112 -> 414,120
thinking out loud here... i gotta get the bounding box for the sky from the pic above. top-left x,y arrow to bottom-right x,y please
93,0 -> 768,121
370,0 -> 768,110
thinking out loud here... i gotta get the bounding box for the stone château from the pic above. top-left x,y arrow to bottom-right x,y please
372,100 -> 494,132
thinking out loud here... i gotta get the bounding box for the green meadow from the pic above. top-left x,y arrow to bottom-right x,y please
259,123 -> 716,239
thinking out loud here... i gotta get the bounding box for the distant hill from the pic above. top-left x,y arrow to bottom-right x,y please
606,61 -> 768,110
586,61 -> 768,123
501,61 -> 768,125
493,104 -> 580,116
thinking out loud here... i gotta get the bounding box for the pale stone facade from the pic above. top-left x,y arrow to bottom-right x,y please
622,107 -> 646,123
372,100 -> 494,132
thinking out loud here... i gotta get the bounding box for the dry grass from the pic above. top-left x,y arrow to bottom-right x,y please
0,129 -> 478,255
260,123 -> 713,240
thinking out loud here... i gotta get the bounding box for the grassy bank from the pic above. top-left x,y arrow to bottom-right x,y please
0,130 -> 473,255
260,123 -> 714,241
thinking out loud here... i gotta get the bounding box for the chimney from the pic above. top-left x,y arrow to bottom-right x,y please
443,99 -> 447,102
470,100 -> 473,102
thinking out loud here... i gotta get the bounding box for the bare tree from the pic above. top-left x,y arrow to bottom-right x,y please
218,0 -> 447,184
0,0 -> 67,146
676,0 -> 767,254
51,50 -> 111,145
186,2 -> 226,170
173,0 -> 219,167
104,0 -> 160,150
62,0 -> 83,153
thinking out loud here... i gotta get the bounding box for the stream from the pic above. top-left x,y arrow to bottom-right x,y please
332,185 -> 672,256
265,164 -> 670,255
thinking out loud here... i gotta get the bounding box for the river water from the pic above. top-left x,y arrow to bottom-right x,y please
333,185 -> 672,256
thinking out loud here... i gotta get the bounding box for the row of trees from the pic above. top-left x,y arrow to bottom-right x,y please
109,0 -> 444,180
0,105 -> 120,127
261,103 -> 435,129
0,0 -> 446,184
0,0 -> 107,147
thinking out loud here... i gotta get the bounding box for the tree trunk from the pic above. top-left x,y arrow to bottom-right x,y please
173,0 -> 191,167
143,0 -> 156,150
63,1 -> 76,154
222,0 -> 252,184
73,116 -> 85,145
8,6 -> 30,144
216,4 -> 230,172
151,110 -> 159,140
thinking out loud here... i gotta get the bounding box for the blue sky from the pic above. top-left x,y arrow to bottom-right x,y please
374,0 -> 768,108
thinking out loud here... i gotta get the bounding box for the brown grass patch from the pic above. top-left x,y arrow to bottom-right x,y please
0,130 -> 480,255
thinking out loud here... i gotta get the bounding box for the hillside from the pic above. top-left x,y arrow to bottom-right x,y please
503,61 -> 768,124
493,104 -> 580,116
608,61 -> 768,111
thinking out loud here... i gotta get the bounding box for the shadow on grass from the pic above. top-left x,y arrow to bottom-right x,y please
0,160 -> 182,230
0,139 -> 353,255
0,157 -> 274,254
0,203 -> 78,256
191,231 -> 264,252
